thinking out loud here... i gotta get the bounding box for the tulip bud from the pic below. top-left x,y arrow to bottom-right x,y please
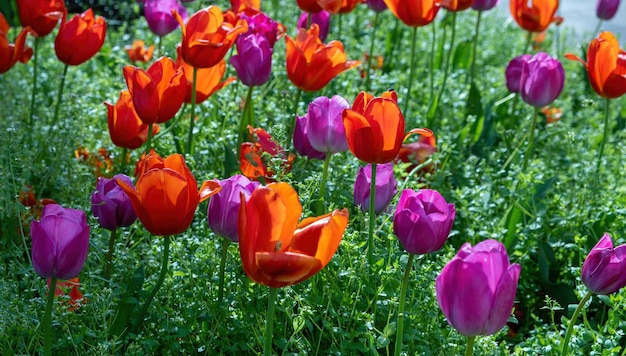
393,189 -> 455,254
436,239 -> 521,337
505,54 -> 531,93
91,174 -> 138,231
306,95 -> 350,154
297,11 -> 331,42
353,163 -> 397,214
519,52 -> 565,107
143,0 -> 187,36
294,113 -> 326,160
581,233 -> 626,295
207,174 -> 260,242
366,0 -> 388,12
596,0 -> 621,20
472,0 -> 499,11
31,204 -> 90,280
230,33 -> 273,87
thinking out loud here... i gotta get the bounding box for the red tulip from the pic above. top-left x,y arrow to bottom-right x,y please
54,9 -> 107,66
17,0 -> 66,37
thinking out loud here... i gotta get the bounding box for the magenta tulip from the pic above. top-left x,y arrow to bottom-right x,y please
294,113 -> 326,160
297,10 -> 331,42
239,12 -> 280,47
366,0 -> 388,12
304,95 -> 350,154
207,174 -> 260,242
596,0 -> 621,20
471,0 -> 498,11
91,174 -> 137,231
230,33 -> 273,87
142,0 -> 187,37
581,233 -> 626,295
505,54 -> 531,93
354,163 -> 397,214
519,52 -> 564,107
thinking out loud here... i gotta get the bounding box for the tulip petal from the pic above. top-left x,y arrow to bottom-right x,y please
198,180 -> 222,202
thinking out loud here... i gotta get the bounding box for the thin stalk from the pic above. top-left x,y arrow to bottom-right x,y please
364,11 -> 380,91
51,64 -> 69,127
465,336 -> 476,356
366,163 -> 377,264
217,238 -> 230,303
43,277 -> 57,356
522,107 -> 539,171
264,287 -> 278,356
403,26 -> 418,117
593,20 -> 603,37
287,89 -> 302,149
428,12 -> 457,125
156,36 -> 162,58
126,235 -> 171,338
522,30 -> 532,54
145,123 -> 154,154
104,228 -> 118,281
238,86 -> 255,150
429,22 -> 436,103
319,152 -> 332,203
29,37 -> 40,126
118,148 -> 128,175
595,98 -> 611,173
469,11 -> 482,86
560,291 -> 593,356
394,253 -> 415,356
186,67 -> 198,156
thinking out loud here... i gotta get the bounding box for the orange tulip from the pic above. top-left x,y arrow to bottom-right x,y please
396,128 -> 436,174
104,90 -> 160,149
343,90 -> 408,164
16,0 -> 66,37
510,0 -> 559,33
125,40 -> 154,63
439,0 -> 474,11
565,32 -> 626,99
238,182 -> 349,288
175,47 -> 235,104
54,9 -> 107,66
240,126 -> 295,182
230,0 -> 262,15
285,24 -> 360,92
382,0 -> 440,27
0,13 -> 33,74
173,6 -> 248,69
123,56 -> 186,124
116,150 -> 221,236
48,277 -> 86,312
317,0 -> 361,14
297,0 -> 324,13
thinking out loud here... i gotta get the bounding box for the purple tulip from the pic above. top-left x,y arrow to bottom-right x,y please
31,204 -> 90,280
581,233 -> 626,295
436,239 -> 521,337
597,0 -> 621,20
91,174 -> 137,230
366,0 -> 388,12
305,95 -> 350,154
505,54 -> 531,93
230,33 -> 273,87
393,189 -> 455,254
207,175 -> 260,242
239,12 -> 279,48
297,10 -> 331,42
142,0 -> 188,37
519,52 -> 564,107
294,113 -> 326,160
354,163 -> 397,214
471,0 -> 499,11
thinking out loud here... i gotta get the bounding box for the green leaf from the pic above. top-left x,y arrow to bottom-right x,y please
503,205 -> 523,250
452,40 -> 473,70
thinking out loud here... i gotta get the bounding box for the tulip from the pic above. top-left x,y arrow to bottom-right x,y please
116,150 -> 221,236
439,0 -> 474,12
285,24 -> 360,92
353,163 -> 397,214
125,40 -> 154,63
238,182 -> 349,288
16,0 -> 66,37
297,10 -> 331,42
317,0 -> 361,14
91,174 -> 137,230
366,0 -> 388,12
207,174 -> 260,242
471,0 -> 498,11
505,54 -> 531,93
142,0 -> 187,37
231,0 -> 262,14
0,13 -> 33,74
297,0 -> 323,13
239,11 -> 280,47
510,0 -> 560,33
230,33 -> 273,87
304,95 -> 350,154
294,114 -> 326,160
396,130 -> 436,175
565,32 -> 626,99
581,233 -> 626,295
393,189 -> 455,254
54,9 -> 107,66
519,52 -> 564,108
596,0 -> 621,20
436,239 -> 521,337
31,204 -> 90,280
175,48 -> 234,104
123,56 -> 186,125
173,6 -> 248,69
382,0 -> 439,27
49,277 -> 85,312
240,126 -> 295,182
105,90 -> 160,150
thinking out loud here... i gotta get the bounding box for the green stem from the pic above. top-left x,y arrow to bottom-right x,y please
43,277 -> 57,356
398,158 -> 434,193
127,235 -> 171,337
319,152 -> 332,203
469,11 -> 482,86
394,253 -> 415,356
465,336 -> 476,356
145,123 -> 154,154
596,98 -> 611,173
366,163 -> 377,264
522,30 -> 532,54
238,86 -> 255,149
429,22 -> 436,103
104,228 -> 118,281
186,67 -> 198,156
156,36 -> 162,58
29,37 -> 40,126
364,11 -> 380,91
52,64 -> 69,127
118,148 -> 128,175
264,287 -> 278,356
217,238 -> 230,303
287,89 -> 302,150
561,291 -> 593,356
428,11 -> 456,125
522,107 -> 539,171
593,20 -> 603,37
403,26 -> 418,117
